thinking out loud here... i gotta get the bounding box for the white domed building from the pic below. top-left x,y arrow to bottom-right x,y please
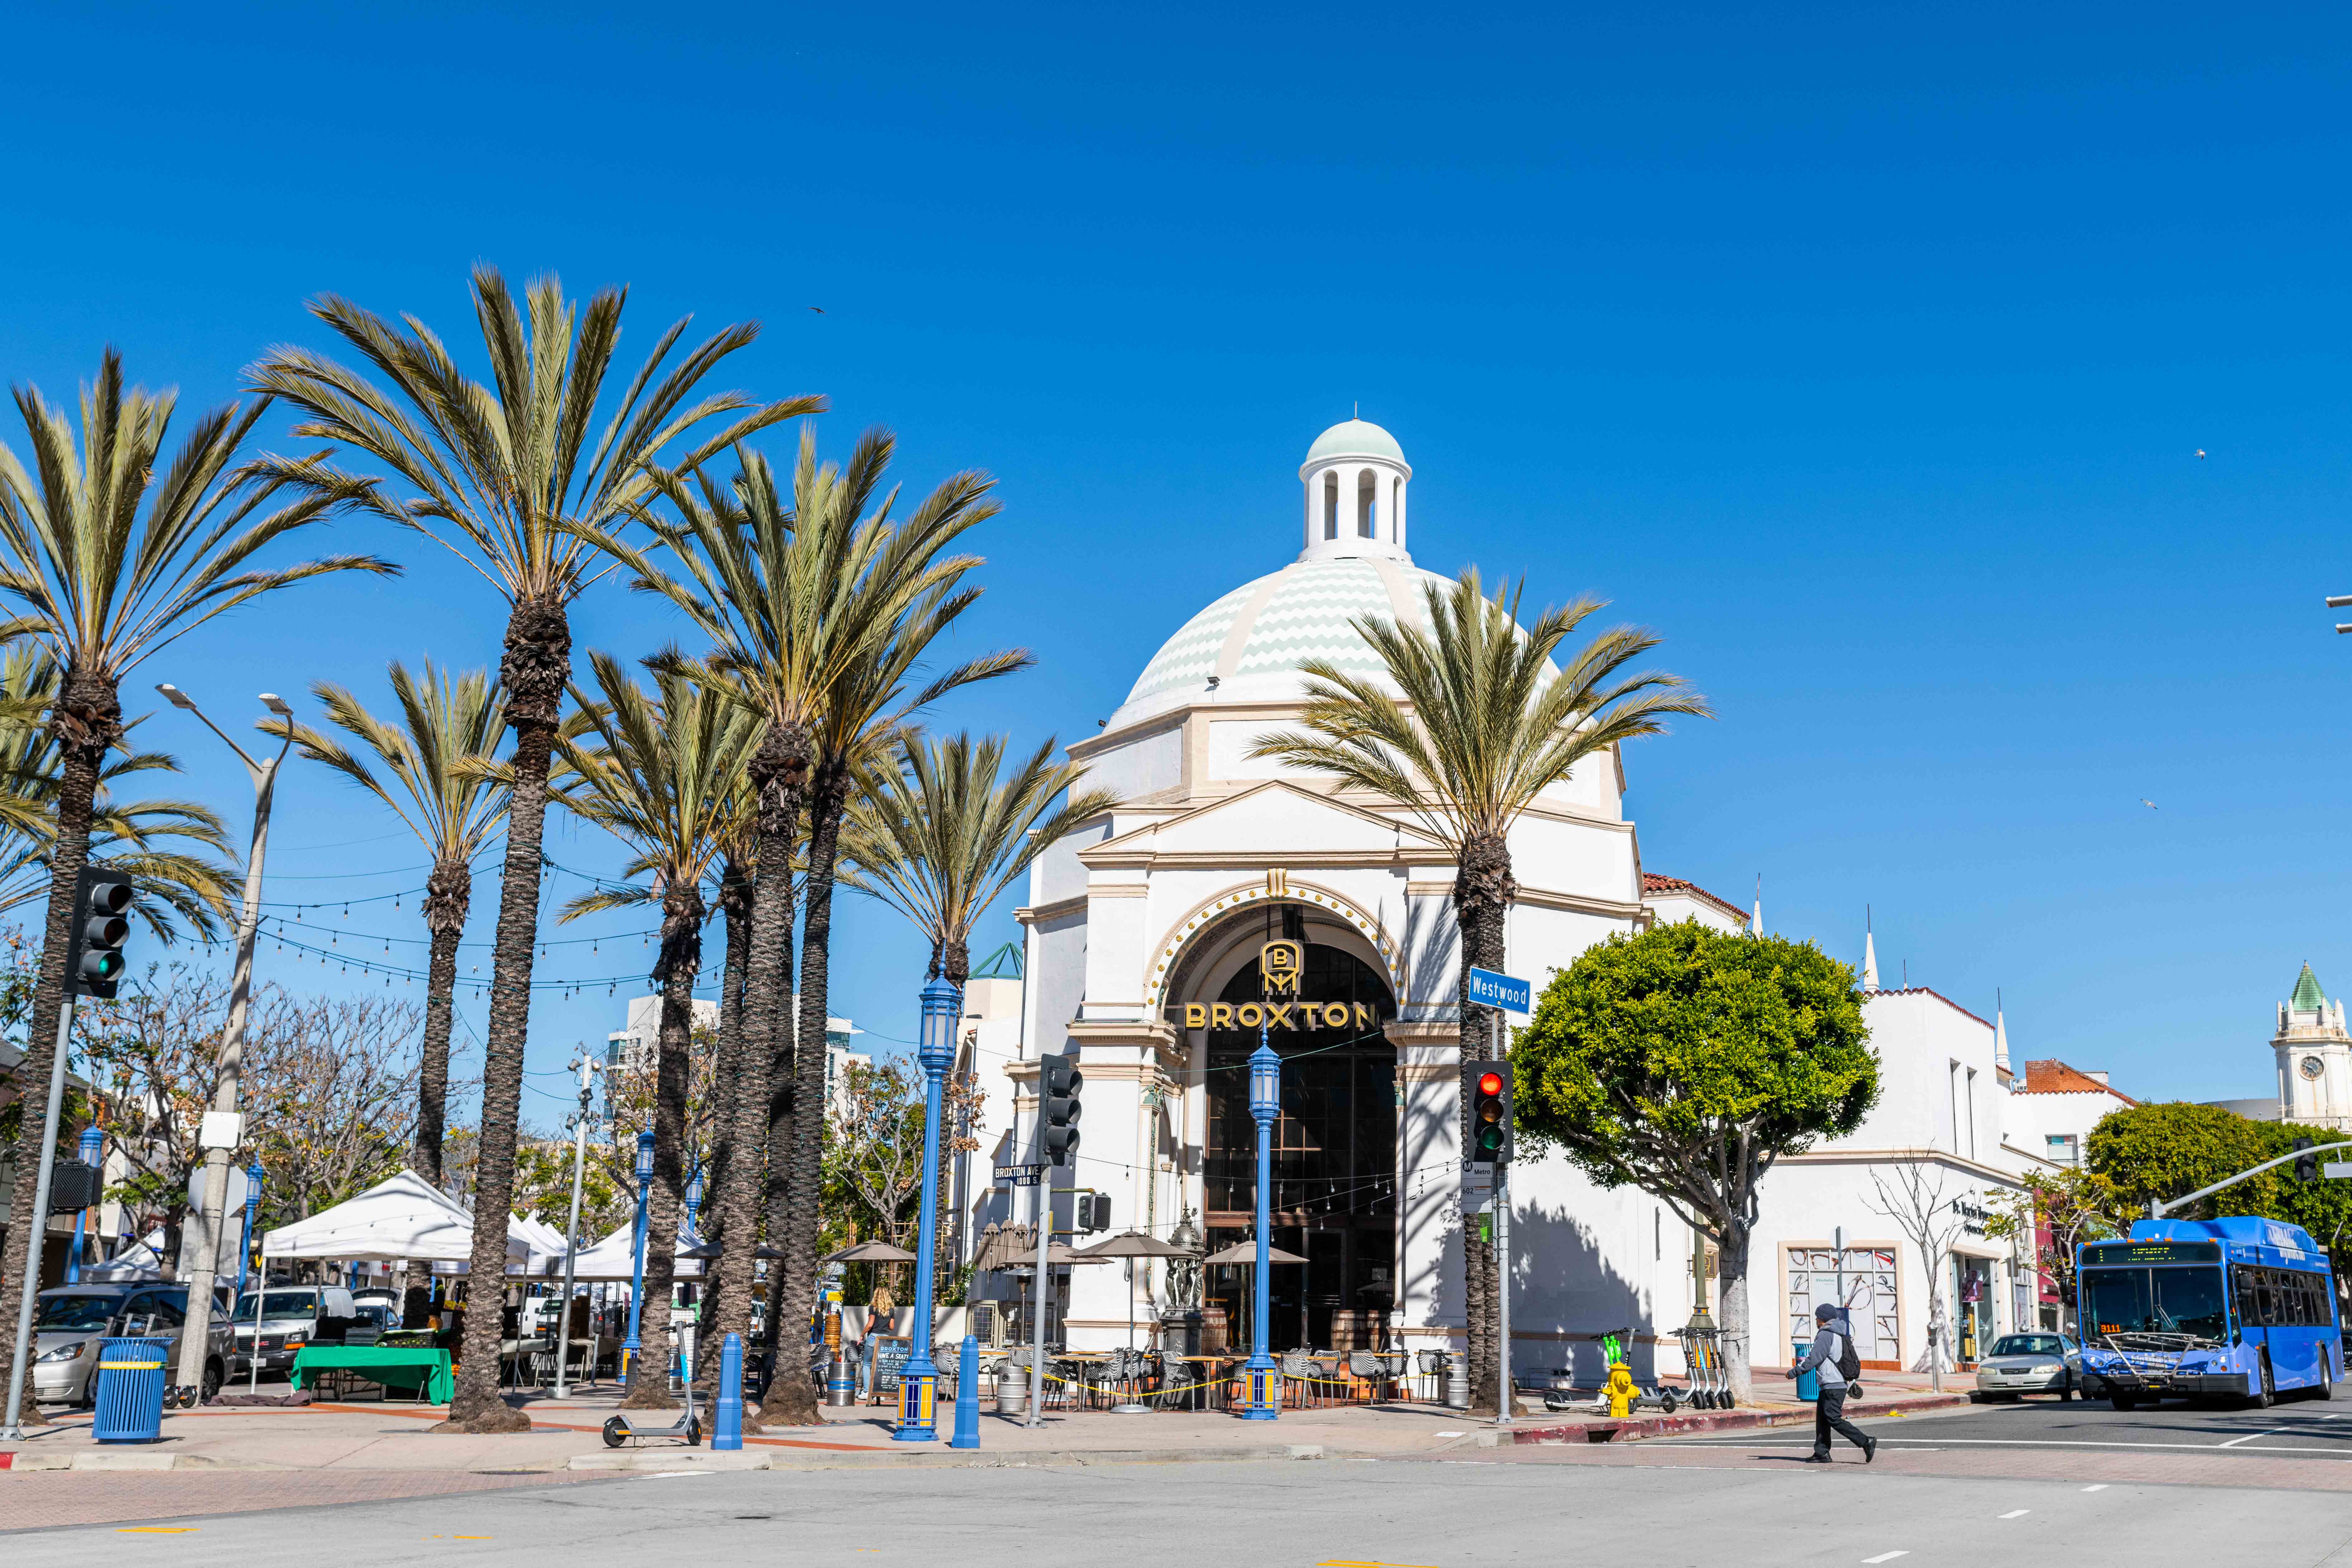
978,420 -> 1745,1382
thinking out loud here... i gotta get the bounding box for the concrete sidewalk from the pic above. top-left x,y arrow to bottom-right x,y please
0,1365 -> 1977,1474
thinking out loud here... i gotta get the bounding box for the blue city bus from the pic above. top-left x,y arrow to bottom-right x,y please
2075,1217 -> 2342,1408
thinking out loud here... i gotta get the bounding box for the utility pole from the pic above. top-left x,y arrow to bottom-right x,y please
160,686 -> 296,1405
553,1050 -> 599,1399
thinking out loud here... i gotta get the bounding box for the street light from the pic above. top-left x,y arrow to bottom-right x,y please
684,1165 -> 705,1239
1242,1036 -> 1282,1421
623,1128 -> 655,1388
64,1125 -> 103,1285
236,1160 -> 264,1295
897,976 -> 959,1442
157,684 -> 296,1406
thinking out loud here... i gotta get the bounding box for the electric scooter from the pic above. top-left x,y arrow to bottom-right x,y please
601,1342 -> 704,1448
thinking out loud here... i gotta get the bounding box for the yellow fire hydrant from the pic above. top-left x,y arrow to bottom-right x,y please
1604,1360 -> 1638,1418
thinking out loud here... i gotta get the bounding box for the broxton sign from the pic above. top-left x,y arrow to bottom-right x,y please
1173,939 -> 1378,1031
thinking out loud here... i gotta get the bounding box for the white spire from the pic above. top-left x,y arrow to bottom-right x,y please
1750,874 -> 1763,937
1862,905 -> 1879,991
1994,987 -> 2011,1074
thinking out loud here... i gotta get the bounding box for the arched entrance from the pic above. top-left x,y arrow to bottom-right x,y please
1200,939 -> 1397,1355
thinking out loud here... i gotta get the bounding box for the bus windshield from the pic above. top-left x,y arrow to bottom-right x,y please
2081,1265 -> 2229,1344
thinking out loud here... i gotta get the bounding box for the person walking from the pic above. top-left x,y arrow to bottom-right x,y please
1791,1301 -> 1876,1464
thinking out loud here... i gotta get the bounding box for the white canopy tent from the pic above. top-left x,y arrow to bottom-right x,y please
512,1214 -> 569,1275
548,1221 -> 713,1282
258,1169 -> 531,1272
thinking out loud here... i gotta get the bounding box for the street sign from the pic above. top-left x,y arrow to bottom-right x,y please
994,1163 -> 1047,1187
2325,1163 -> 2352,1180
1467,967 -> 1531,1014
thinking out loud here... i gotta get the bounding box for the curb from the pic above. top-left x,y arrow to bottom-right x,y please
566,1442 -> 1332,1473
1508,1392 -> 1974,1445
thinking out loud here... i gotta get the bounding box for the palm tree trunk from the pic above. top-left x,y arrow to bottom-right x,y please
444,594 -> 568,1433
753,870 -> 797,1399
414,860 -> 470,1187
0,673 -> 113,1416
1453,828 -> 1515,1418
765,757 -> 851,1425
700,858 -> 752,1252
622,885 -> 703,1409
709,726 -> 806,1426
942,935 -> 969,988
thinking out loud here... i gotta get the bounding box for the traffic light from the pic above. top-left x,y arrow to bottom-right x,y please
1469,1060 -> 1512,1165
2297,1136 -> 2319,1184
1076,1193 -> 1110,1233
64,867 -> 135,999
1041,1051 -> 1083,1166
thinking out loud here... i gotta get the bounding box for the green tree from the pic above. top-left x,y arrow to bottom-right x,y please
573,430 -> 1021,1424
2087,1102 -> 2281,1220
1512,920 -> 1877,1404
265,661 -> 507,1187
251,269 -> 815,1430
551,652 -> 757,1407
1247,568 -> 1708,1413
1984,1166 -> 2130,1331
851,731 -> 1117,986
0,350 -> 390,1410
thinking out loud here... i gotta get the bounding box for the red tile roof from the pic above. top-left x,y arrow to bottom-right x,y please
2019,1058 -> 2136,1103
1641,873 -> 1747,922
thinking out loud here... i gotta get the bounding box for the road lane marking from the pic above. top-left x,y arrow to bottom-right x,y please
2082,1485 -> 2108,1492
1998,1510 -> 2030,1519
118,1528 -> 197,1534
2221,1427 -> 2291,1448
1861,1553 -> 1909,1564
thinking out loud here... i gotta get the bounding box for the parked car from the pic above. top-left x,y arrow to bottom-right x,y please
30,1284 -> 233,1406
228,1285 -> 359,1379
1972,1331 -> 2083,1401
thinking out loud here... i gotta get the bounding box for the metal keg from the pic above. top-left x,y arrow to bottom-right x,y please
1445,1351 -> 1470,1410
995,1362 -> 1029,1416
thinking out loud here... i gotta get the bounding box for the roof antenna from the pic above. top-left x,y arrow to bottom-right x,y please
1353,400 -> 1359,418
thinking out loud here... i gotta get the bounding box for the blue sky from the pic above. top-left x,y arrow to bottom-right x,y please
3,2 -> 2349,1112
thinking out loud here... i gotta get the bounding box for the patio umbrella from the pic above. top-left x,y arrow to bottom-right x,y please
1203,1238 -> 1305,1355
1076,1232 -> 1201,1353
822,1239 -> 919,1264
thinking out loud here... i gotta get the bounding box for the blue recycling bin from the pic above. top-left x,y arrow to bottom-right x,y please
1793,1339 -> 1819,1403
92,1337 -> 171,1442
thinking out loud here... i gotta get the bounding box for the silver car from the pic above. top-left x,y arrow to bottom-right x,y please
31,1285 -> 231,1406
1972,1331 -> 2083,1402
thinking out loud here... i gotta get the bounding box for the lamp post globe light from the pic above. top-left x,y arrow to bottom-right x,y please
237,1160 -> 264,1294
65,1125 -> 103,1285
623,1129 -> 655,1386
897,976 -> 961,1442
1243,1036 -> 1282,1421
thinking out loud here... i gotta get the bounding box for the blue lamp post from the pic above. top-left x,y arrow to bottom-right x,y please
65,1125 -> 103,1284
236,1160 -> 264,1294
1241,1036 -> 1282,1421
896,976 -> 959,1442
684,1166 -> 705,1241
622,1128 -> 655,1386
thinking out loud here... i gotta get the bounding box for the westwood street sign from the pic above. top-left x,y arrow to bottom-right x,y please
1467,967 -> 1531,1014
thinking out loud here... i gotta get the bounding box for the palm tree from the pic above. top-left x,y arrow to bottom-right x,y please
250,268 -> 817,1429
568,428 -> 1023,1424
262,661 -> 507,1187
551,651 -> 757,1408
1248,568 -> 1709,1416
0,351 -> 390,1410
0,645 -> 238,943
853,732 -> 1117,986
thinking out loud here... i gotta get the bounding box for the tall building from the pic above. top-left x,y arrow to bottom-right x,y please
2273,963 -> 2352,1129
604,993 -> 865,1119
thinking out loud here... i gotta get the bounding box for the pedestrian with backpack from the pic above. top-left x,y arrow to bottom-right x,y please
1792,1301 -> 1877,1464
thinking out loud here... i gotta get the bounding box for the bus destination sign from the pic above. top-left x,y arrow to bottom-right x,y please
2080,1241 -> 2221,1267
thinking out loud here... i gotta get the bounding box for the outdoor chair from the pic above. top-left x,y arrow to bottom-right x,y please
1417,1348 -> 1451,1402
1347,1350 -> 1387,1401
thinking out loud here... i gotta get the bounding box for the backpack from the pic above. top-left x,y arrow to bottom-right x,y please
1834,1327 -> 1862,1382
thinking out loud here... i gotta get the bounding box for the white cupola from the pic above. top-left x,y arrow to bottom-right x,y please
1299,418 -> 1412,564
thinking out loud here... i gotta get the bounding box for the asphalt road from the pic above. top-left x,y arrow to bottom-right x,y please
1661,1389 -> 2352,1461
24,1449 -> 2352,1566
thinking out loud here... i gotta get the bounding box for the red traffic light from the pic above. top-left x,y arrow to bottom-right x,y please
1477,1071 -> 1503,1097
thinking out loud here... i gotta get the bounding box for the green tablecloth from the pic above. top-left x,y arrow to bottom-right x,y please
290,1345 -> 454,1404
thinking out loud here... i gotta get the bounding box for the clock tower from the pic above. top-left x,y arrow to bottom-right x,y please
2274,963 -> 2352,1130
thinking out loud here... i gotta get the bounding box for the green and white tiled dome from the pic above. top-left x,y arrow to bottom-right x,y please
1118,557 -> 1453,725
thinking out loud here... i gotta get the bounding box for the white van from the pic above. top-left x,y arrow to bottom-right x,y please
230,1285 -> 358,1378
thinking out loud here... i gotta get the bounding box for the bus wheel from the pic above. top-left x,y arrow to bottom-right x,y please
2110,1393 -> 2136,1411
2253,1355 -> 2276,1409
2320,1359 -> 2336,1402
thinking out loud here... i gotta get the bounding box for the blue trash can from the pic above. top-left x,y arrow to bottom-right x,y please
1793,1339 -> 1819,1403
93,1336 -> 171,1442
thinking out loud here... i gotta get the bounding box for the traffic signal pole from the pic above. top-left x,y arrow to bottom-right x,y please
1491,1013 -> 1512,1428
0,996 -> 78,1440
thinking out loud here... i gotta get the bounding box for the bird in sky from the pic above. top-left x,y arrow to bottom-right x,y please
808,306 -> 825,313
2196,449 -> 2207,459
2140,798 -> 2159,810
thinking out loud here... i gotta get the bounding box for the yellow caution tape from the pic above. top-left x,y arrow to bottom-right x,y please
99,1361 -> 164,1370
